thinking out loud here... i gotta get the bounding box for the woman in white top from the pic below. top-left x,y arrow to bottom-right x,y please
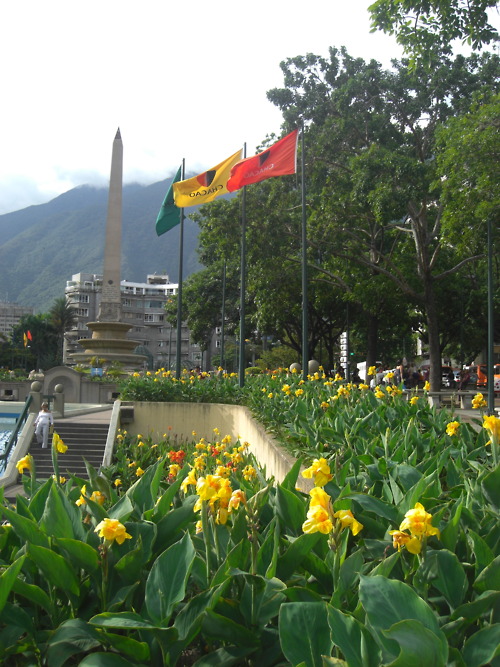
34,402 -> 54,448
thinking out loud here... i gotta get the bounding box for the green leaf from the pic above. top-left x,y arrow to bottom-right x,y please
202,608 -> 260,648
275,484 -> 306,535
276,532 -> 321,582
147,466 -> 187,521
79,653 -> 139,666
239,574 -> 287,628
107,493 -> 135,522
145,531 -> 195,625
420,549 -> 468,608
451,590 -> 500,621
39,483 -> 79,540
345,493 -> 399,522
279,601 -> 333,667
27,543 -> 80,597
102,631 -> 150,662
481,463 -> 500,509
155,495 -> 196,552
474,555 -> 500,592
0,505 -> 50,548
462,624 -> 500,667
383,619 -> 448,666
281,457 -> 304,491
327,606 -> 380,667
467,529 -> 495,574
55,537 -> 99,573
359,575 -> 446,662
439,499 -> 463,552
0,556 -> 25,615
11,577 -> 53,616
46,618 -> 102,667
90,611 -> 175,631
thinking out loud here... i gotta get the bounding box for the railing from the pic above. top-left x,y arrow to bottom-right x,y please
0,394 -> 32,475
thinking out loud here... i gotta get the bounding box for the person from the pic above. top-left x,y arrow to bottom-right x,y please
447,368 -> 456,389
34,402 -> 54,448
458,369 -> 470,391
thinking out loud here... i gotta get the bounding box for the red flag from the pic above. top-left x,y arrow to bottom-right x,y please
27,330 -> 33,341
227,129 -> 299,192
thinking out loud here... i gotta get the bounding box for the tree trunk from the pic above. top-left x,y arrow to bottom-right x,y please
365,313 -> 379,382
423,272 -> 442,392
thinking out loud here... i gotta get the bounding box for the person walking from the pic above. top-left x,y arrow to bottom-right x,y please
34,402 -> 54,448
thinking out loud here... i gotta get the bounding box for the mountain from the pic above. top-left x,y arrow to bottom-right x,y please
0,181 -> 202,312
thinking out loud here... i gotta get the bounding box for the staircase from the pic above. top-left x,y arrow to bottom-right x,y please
29,421 -> 109,480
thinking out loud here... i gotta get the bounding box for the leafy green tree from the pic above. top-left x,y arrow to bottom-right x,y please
369,0 -> 499,65
49,296 -> 77,365
267,47 -> 498,389
12,314 -> 58,371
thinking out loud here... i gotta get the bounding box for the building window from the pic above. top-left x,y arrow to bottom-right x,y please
77,308 -> 89,317
216,340 -> 221,348
79,294 -> 90,303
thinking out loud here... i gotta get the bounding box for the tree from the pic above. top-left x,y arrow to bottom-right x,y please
369,0 -> 499,65
266,47 -> 498,389
12,314 -> 58,371
49,296 -> 77,365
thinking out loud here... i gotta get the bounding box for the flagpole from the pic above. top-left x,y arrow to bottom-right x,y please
239,144 -> 247,388
301,121 -> 308,381
175,159 -> 185,379
221,260 -> 226,371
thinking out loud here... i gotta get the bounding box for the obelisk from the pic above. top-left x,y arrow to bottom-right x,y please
69,129 -> 146,369
98,127 -> 123,322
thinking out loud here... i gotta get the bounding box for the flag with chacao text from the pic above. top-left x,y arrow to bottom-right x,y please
156,166 -> 182,237
226,129 -> 299,192
173,150 -> 242,208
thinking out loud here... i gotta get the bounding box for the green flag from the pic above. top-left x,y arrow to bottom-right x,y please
156,165 -> 182,236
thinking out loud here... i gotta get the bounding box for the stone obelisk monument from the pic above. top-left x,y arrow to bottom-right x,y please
70,129 -> 145,369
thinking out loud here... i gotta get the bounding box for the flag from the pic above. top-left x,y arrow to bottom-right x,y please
27,330 -> 32,341
227,129 -> 299,192
23,333 -> 28,347
156,166 -> 182,237
173,149 -> 242,208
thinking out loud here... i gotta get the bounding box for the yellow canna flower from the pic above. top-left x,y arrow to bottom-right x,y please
399,502 -> 440,539
52,432 -> 68,453
243,465 -> 257,481
446,421 -> 461,437
94,518 -> 132,545
90,490 -> 106,506
423,381 -> 430,392
114,479 -> 122,487
268,392 -> 274,399
16,454 -> 33,474
483,415 -> 500,445
389,529 -> 422,554
375,388 -> 385,399
410,396 -> 419,405
76,484 -> 87,506
472,392 -> 487,409
52,474 -> 67,484
229,489 -> 246,511
135,467 -> 144,477
196,474 -> 222,501
368,366 -> 376,376
302,505 -> 334,535
295,388 -> 304,397
334,509 -> 363,536
302,458 -> 333,487
195,520 -> 203,534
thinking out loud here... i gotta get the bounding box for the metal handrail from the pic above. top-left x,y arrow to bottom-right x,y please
0,394 -> 33,475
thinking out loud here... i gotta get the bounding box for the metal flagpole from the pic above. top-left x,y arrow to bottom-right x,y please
301,121 -> 309,381
487,217 -> 495,415
175,159 -> 185,379
239,144 -> 247,388
221,260 -> 226,371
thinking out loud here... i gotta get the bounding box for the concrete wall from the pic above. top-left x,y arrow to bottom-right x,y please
122,401 -> 312,492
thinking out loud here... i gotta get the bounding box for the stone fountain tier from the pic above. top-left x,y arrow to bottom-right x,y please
71,321 -> 147,368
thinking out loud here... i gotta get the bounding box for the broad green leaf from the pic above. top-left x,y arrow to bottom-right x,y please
451,591 -> 500,621
46,618 -> 102,667
439,499 -> 463,552
345,493 -> 399,522
383,619 -> 448,666
359,575 -> 446,662
276,532 -> 321,582
462,624 -> 500,667
40,484 -> 82,540
145,531 -> 195,625
481,463 -> 500,509
107,493 -> 134,522
79,653 -> 139,666
11,577 -> 53,616
420,550 -> 468,608
202,609 -> 260,648
190,645 -> 254,665
55,537 -> 99,573
467,529 -> 495,574
0,556 -> 25,615
275,484 -> 306,535
147,466 -> 187,521
474,555 -> 500,592
27,543 -> 80,597
279,601 -> 333,667
239,574 -> 287,628
155,495 -> 196,552
101,631 -> 150,662
90,611 -> 175,631
327,606 -> 380,667
0,505 -> 50,548
281,457 -> 304,491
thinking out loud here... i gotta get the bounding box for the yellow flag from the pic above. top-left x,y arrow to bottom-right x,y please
173,149 -> 242,208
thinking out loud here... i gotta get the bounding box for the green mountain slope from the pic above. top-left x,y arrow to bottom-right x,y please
0,181 -> 201,312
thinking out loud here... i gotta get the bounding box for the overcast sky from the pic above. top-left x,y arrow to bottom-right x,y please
0,0 -> 408,215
